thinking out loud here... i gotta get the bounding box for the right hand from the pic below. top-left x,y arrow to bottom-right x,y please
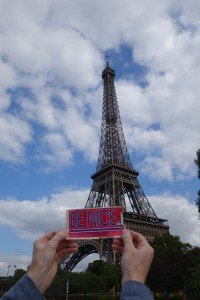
112,229 -> 154,285
27,230 -> 78,293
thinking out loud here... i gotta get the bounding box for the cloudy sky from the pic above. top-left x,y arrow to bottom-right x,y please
0,0 -> 200,275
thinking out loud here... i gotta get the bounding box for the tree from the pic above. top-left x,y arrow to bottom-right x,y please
147,233 -> 190,299
87,260 -> 121,294
194,149 -> 200,218
87,259 -> 106,275
72,271 -> 101,294
44,260 -> 121,297
11,269 -> 26,285
184,247 -> 200,300
44,268 -> 66,299
194,149 -> 200,179
0,278 -> 12,296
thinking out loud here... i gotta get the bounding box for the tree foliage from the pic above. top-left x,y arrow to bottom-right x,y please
44,260 -> 121,298
0,278 -> 12,296
184,247 -> 200,300
194,149 -> 200,179
86,260 -> 121,293
147,233 -> 189,297
44,268 -> 67,298
0,269 -> 26,296
2,238 -> 200,299
11,269 -> 26,285
147,233 -> 200,299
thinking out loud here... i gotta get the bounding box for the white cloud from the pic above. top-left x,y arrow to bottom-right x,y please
0,253 -> 31,276
0,59 -> 16,91
0,113 -> 32,163
0,0 -> 199,180
0,250 -> 98,275
49,0 -> 174,52
0,0 -> 103,166
117,71 -> 200,180
0,189 -> 88,239
0,2 -> 103,89
19,88 -> 100,169
150,194 -> 200,245
60,104 -> 99,162
39,132 -> 73,172
140,157 -> 173,181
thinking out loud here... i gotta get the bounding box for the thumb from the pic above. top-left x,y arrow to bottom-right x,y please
48,230 -> 68,250
122,229 -> 135,252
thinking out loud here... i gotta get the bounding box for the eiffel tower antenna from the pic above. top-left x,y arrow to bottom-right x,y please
61,63 -> 169,272
105,55 -> 113,71
105,54 -> 110,65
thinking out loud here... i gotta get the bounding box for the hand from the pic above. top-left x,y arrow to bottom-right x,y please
112,229 -> 154,285
27,230 -> 78,293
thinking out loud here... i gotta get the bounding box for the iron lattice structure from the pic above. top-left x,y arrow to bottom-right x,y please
61,63 -> 169,272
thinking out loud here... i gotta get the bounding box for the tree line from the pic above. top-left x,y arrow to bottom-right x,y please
1,233 -> 199,299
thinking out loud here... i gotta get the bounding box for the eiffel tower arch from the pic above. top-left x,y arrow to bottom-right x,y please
61,62 -> 169,272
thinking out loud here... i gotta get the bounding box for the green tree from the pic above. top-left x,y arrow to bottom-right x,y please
44,268 -> 66,299
0,269 -> 26,296
87,260 -> 106,275
147,233 -> 190,299
194,149 -> 200,218
0,278 -> 12,296
87,260 -> 121,294
42,240 -> 200,299
184,247 -> 200,300
70,271 -> 100,294
11,269 -> 26,285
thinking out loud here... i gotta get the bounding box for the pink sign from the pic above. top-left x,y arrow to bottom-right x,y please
66,207 -> 123,239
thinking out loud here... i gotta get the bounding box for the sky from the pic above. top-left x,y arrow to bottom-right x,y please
0,0 -> 200,276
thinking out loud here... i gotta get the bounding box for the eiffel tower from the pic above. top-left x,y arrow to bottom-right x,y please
61,62 -> 169,272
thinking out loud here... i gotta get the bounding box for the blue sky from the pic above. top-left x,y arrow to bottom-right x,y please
0,0 -> 200,275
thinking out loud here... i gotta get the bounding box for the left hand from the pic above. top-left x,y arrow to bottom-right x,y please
27,230 -> 78,293
112,229 -> 154,285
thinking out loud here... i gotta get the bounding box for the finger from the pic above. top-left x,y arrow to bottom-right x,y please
61,239 -> 75,244
122,229 -> 135,251
57,241 -> 78,252
57,239 -> 76,247
113,237 -> 123,243
57,247 -> 78,260
44,231 -> 59,241
113,238 -> 123,247
130,231 -> 149,248
35,231 -> 57,244
49,231 -> 68,250
112,244 -> 124,254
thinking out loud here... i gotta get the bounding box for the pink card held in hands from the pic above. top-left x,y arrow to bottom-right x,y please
66,206 -> 123,239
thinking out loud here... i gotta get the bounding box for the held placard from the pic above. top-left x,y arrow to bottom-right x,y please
66,207 -> 124,239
